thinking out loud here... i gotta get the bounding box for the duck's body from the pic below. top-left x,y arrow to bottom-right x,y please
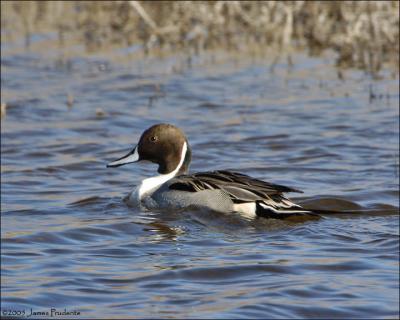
107,123 -> 316,219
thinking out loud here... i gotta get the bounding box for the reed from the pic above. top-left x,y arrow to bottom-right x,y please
1,1 -> 399,75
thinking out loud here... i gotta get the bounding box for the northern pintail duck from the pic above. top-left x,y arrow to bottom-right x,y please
107,123 -> 317,219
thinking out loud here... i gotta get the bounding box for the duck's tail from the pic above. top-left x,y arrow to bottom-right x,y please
255,201 -> 320,219
255,200 -> 366,220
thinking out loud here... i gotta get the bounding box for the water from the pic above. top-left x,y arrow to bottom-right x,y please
1,47 -> 399,318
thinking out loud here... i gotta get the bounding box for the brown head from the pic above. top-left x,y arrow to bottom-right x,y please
107,123 -> 191,175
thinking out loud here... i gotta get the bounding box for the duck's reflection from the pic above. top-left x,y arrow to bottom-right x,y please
143,221 -> 185,242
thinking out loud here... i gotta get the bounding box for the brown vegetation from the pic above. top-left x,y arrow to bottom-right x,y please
1,1 -> 399,76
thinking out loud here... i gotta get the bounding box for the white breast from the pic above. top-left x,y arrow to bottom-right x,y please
127,142 -> 188,206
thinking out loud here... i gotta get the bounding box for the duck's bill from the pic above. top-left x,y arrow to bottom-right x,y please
107,146 -> 139,167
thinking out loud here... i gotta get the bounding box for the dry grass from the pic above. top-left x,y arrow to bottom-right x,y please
1,1 -> 399,76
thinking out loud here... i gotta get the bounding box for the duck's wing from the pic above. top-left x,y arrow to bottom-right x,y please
169,170 -> 317,219
169,170 -> 301,201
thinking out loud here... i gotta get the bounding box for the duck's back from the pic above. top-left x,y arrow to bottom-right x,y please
149,170 -> 315,219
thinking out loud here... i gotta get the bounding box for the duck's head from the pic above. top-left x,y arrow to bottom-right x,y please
107,123 -> 191,175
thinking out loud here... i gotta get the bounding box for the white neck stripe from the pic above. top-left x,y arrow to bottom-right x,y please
137,142 -> 187,199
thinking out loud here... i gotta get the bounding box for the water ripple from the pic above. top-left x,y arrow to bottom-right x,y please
1,51 -> 399,318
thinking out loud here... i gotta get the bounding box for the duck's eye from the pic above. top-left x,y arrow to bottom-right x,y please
150,136 -> 157,142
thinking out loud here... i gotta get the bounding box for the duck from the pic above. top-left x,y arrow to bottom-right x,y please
107,123 -> 318,219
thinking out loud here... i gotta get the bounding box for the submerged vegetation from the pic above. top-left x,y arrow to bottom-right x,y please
1,1 -> 399,76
